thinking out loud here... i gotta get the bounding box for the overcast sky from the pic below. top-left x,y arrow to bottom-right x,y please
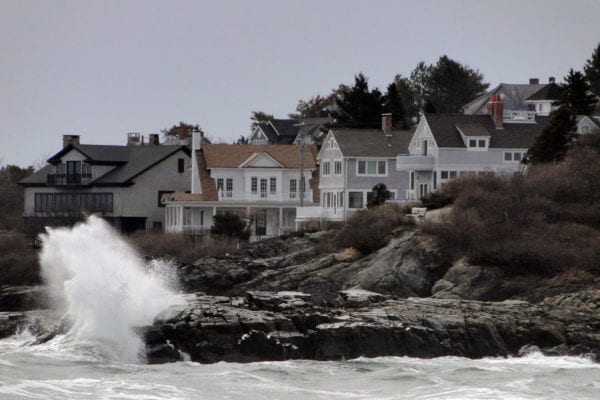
2,0 -> 600,167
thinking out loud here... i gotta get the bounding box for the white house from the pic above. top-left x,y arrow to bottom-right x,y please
296,114 -> 412,222
576,115 -> 600,135
396,96 -> 549,199
164,133 -> 318,239
20,133 -> 191,234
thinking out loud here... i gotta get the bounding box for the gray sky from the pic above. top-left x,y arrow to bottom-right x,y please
2,0 -> 600,167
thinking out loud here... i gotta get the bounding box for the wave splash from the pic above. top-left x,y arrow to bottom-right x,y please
38,216 -> 184,363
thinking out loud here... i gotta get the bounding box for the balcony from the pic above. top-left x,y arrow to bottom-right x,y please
47,173 -> 92,186
396,154 -> 434,171
503,109 -> 536,123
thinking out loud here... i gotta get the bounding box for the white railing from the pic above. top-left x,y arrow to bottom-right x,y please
396,154 -> 434,170
503,110 -> 536,123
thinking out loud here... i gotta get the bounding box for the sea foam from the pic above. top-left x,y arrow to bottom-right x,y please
38,216 -> 184,363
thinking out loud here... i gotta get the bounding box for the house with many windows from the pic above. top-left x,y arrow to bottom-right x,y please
20,133 -> 191,234
396,96 -> 549,199
164,132 -> 318,239
296,114 -> 412,222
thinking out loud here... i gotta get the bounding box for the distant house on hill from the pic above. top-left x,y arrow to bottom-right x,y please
397,95 -> 549,200
296,114 -> 413,223
463,77 -> 559,117
19,133 -> 191,234
164,133 -> 318,239
249,118 -> 329,145
576,115 -> 600,135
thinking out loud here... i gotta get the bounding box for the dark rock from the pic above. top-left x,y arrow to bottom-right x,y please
0,286 -> 49,312
431,262 -> 504,301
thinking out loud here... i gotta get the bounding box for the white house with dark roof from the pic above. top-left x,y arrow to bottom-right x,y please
20,133 -> 191,234
164,132 -> 318,239
249,118 -> 328,145
397,96 -> 549,199
296,114 -> 412,222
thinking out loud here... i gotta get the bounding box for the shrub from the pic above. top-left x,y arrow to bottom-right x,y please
128,231 -> 242,264
0,231 -> 41,285
424,146 -> 600,276
334,203 -> 404,254
210,213 -> 250,240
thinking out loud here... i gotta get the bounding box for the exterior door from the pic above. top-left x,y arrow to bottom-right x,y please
419,183 -> 429,199
255,210 -> 267,236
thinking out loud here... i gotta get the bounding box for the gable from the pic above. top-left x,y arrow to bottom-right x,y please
239,152 -> 285,168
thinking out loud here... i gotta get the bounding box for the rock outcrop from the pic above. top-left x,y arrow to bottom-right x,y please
144,291 -> 600,364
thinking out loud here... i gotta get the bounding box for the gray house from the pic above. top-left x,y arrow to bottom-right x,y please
20,134 -> 191,234
296,114 -> 412,222
397,96 -> 549,199
249,118 -> 328,145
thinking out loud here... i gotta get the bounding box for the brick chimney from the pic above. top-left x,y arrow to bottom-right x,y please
149,134 -> 159,145
62,135 -> 80,148
529,78 -> 539,84
487,95 -> 504,129
381,113 -> 392,135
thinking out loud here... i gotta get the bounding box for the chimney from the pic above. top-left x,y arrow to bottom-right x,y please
381,113 -> 392,135
149,134 -> 159,145
62,135 -> 80,148
191,130 -> 204,194
529,78 -> 539,84
549,76 -> 556,84
487,95 -> 504,129
127,132 -> 141,146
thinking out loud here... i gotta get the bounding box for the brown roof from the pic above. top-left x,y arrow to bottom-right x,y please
202,144 -> 317,169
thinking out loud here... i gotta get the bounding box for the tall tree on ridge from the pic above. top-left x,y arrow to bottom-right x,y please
332,73 -> 383,129
526,105 -> 577,164
383,83 -> 408,129
557,69 -> 597,116
584,43 -> 600,97
250,111 -> 274,129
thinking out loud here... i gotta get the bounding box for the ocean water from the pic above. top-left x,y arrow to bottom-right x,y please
1,334 -> 599,400
2,217 -> 597,399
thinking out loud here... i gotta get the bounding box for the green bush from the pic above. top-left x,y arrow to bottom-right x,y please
334,203 -> 404,254
210,213 -> 250,240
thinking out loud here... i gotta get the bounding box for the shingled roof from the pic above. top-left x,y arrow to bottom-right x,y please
330,129 -> 412,157
424,114 -> 550,149
526,83 -> 562,101
463,83 -> 545,114
20,143 -> 190,186
201,143 -> 317,169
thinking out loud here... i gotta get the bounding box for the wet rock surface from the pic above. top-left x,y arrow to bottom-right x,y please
144,291 -> 600,364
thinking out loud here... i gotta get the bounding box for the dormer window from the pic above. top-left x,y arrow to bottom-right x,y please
467,138 -> 488,150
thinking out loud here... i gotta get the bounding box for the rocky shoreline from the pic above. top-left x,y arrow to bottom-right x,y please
143,290 -> 600,364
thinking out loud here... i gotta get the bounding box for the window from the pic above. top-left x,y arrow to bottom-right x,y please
433,171 -> 437,189
251,177 -> 258,194
289,179 -> 297,199
469,139 -> 477,148
226,178 -> 233,198
322,161 -> 330,176
334,160 -> 342,175
216,178 -> 224,193
35,193 -> 114,213
478,139 -> 486,148
449,171 -> 457,178
270,177 -> 276,194
514,152 -> 522,161
409,171 -> 415,190
66,161 -> 82,183
348,192 -> 363,208
441,171 -> 449,179
504,152 -> 513,161
177,158 -> 185,173
357,160 -> 386,176
260,178 -> 267,198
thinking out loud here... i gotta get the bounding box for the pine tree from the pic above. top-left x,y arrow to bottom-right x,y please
557,69 -> 597,116
332,73 -> 383,129
526,105 -> 576,164
383,83 -> 407,129
584,43 -> 600,97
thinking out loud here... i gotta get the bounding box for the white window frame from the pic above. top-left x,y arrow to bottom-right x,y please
334,160 -> 342,175
322,160 -> 331,176
357,160 -> 387,177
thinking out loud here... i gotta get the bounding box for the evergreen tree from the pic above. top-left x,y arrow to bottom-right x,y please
332,73 -> 383,129
367,183 -> 390,209
424,55 -> 489,113
558,69 -> 597,116
393,75 -> 418,125
250,111 -> 274,129
161,122 -> 203,139
289,93 -> 336,119
526,105 -> 576,164
584,43 -> 600,97
383,83 -> 407,129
